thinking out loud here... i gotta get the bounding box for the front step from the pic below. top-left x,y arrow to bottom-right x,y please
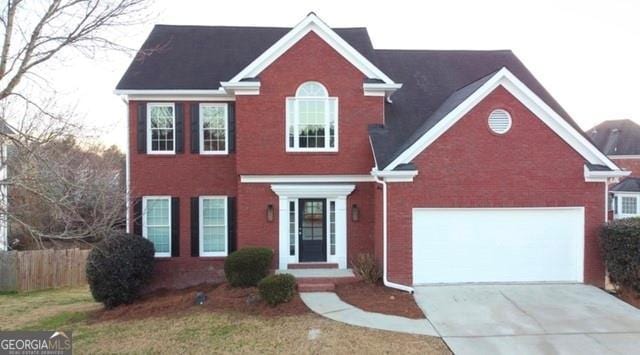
288,262 -> 338,269
277,268 -> 359,293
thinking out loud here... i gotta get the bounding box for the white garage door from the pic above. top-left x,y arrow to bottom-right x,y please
412,208 -> 584,284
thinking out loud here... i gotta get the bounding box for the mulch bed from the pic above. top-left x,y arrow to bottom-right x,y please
90,283 -> 309,323
615,287 -> 640,309
334,281 -> 425,319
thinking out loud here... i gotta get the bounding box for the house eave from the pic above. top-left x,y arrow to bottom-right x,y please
583,165 -> 630,182
371,168 -> 418,182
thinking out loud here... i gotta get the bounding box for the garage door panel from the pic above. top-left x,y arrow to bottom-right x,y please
412,208 -> 584,284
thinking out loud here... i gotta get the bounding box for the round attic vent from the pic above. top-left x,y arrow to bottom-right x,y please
488,109 -> 512,134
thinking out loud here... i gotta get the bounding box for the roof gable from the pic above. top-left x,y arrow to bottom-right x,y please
115,24 -> 376,91
227,13 -> 396,85
380,67 -> 620,171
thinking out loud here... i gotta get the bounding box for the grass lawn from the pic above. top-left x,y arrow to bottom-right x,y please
1,287 -> 450,354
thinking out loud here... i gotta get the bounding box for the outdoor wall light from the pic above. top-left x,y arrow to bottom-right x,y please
267,204 -> 274,222
351,204 -> 360,222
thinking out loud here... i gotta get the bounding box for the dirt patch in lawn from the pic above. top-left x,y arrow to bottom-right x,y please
335,281 -> 425,319
91,282 -> 309,322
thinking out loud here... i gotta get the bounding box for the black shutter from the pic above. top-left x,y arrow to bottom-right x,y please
228,102 -> 236,153
228,196 -> 237,253
191,197 -> 199,257
171,197 -> 180,257
190,103 -> 199,153
137,103 -> 147,153
133,197 -> 142,236
175,103 -> 184,153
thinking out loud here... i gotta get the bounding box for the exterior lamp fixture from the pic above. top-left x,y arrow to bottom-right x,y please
351,204 -> 360,222
267,204 -> 274,222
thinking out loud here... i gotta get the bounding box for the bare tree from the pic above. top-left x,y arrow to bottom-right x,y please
6,138 -> 125,249
0,0 -> 150,247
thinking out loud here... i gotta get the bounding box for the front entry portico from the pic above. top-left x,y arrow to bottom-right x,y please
271,184 -> 355,269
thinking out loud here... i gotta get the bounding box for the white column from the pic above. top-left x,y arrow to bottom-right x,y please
278,196 -> 289,270
335,196 -> 347,268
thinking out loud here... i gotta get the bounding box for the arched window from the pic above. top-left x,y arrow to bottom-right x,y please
286,81 -> 338,151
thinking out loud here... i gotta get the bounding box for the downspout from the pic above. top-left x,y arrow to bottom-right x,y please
374,174 -> 414,293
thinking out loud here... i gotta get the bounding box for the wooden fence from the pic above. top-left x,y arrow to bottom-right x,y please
0,248 -> 90,292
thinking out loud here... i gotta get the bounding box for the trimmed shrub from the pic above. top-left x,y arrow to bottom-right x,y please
258,274 -> 296,306
352,253 -> 382,284
601,218 -> 640,293
86,233 -> 155,309
224,247 -> 273,287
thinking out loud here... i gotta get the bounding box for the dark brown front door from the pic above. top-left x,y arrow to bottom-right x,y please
298,199 -> 327,262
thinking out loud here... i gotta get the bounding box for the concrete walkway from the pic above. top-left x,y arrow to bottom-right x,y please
299,292 -> 438,336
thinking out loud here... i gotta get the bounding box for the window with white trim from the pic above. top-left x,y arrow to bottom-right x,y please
143,197 -> 171,257
147,103 -> 175,153
621,196 -> 638,215
200,103 -> 228,154
200,196 -> 227,256
286,82 -> 338,151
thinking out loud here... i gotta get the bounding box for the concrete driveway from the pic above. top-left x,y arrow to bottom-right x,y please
414,284 -> 640,355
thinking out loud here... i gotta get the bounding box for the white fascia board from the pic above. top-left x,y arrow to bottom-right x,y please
114,89 -> 235,102
608,155 -> 640,159
363,83 -> 403,97
271,184 -> 356,198
228,14 -> 396,85
220,81 -> 261,95
385,67 -> 621,172
241,175 -> 375,183
611,191 -> 640,196
584,165 -> 631,182
371,168 -> 418,182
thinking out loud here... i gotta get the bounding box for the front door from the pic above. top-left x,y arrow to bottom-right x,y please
298,199 -> 327,262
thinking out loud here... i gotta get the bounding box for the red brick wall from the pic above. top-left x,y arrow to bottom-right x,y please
613,158 -> 640,177
129,101 -> 237,289
128,32 -> 384,289
236,182 -> 376,269
385,86 -> 606,287
235,32 -> 383,175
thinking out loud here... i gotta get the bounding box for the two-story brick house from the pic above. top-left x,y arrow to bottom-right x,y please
116,14 -> 628,291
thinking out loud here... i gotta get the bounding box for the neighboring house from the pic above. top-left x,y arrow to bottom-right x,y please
587,119 -> 640,219
610,178 -> 640,219
587,119 -> 640,176
115,14 -> 628,290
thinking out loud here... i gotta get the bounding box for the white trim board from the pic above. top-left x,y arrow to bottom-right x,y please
384,67 -> 621,173
227,13 -> 396,85
241,175 -> 375,183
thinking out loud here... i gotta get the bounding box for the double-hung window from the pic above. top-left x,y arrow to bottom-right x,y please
200,196 -> 227,256
200,103 -> 228,154
620,195 -> 639,216
286,81 -> 338,152
143,196 -> 171,257
147,103 -> 175,154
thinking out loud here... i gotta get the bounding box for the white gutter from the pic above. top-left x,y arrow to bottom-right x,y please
373,174 -> 414,293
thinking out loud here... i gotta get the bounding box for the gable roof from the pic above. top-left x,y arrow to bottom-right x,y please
372,66 -> 618,171
611,177 -> 640,193
586,119 -> 640,156
116,24 -> 377,90
369,50 -> 588,170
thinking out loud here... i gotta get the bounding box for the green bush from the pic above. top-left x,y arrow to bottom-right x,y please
224,247 -> 273,287
352,253 -> 382,284
86,233 -> 155,309
601,218 -> 640,293
258,274 -> 296,306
